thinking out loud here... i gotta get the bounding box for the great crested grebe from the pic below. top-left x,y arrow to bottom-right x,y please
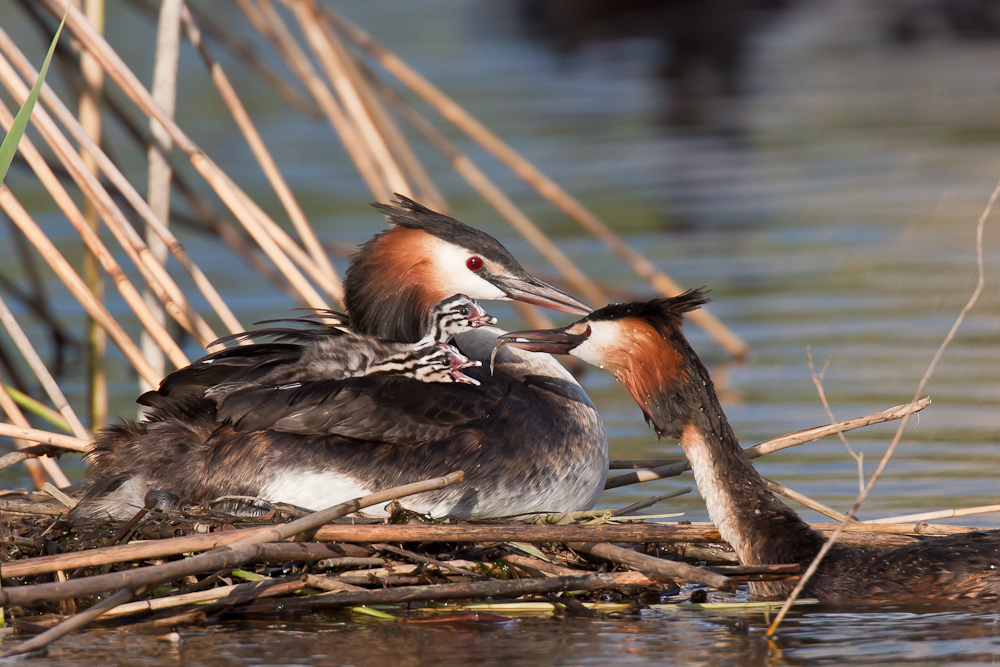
72,197 -> 608,520
500,291 -> 1000,601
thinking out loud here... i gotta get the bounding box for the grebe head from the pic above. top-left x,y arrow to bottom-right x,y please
497,289 -> 711,437
424,294 -> 497,344
346,195 -> 591,342
368,340 -> 482,386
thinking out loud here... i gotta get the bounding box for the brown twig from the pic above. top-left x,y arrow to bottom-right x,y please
807,347 -> 864,493
567,542 -> 733,590
604,397 -> 932,489
252,571 -> 677,614
372,543 -> 488,580
762,478 -> 853,523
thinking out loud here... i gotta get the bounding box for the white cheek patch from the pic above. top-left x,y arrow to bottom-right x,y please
430,240 -> 506,301
570,320 -> 617,369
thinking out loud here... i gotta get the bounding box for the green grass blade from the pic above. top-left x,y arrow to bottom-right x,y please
3,387 -> 71,433
0,10 -> 67,186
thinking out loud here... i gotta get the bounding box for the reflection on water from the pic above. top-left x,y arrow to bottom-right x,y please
5,605 -> 1000,666
0,0 -> 999,664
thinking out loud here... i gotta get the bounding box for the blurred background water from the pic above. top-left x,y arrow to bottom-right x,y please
0,0 -> 998,664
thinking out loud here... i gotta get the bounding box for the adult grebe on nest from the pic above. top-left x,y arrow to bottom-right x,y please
500,290 -> 1000,601
72,197 -> 608,521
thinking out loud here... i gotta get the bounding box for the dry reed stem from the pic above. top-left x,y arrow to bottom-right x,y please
762,478 -> 850,523
605,397 -> 931,489
0,39 -> 215,349
567,542 -> 733,590
807,347 -> 864,493
95,576 -> 300,620
38,0 -> 330,312
0,29 -> 239,341
287,0 -> 410,197
240,0 -> 389,200
79,0 -> 107,430
179,4 -> 344,301
0,423 -> 90,452
503,553 -> 590,578
766,175 -> 998,639
323,8 -> 747,358
864,504 -> 1000,524
4,518 -> 962,580
809,522 -> 988,536
0,72 -> 190,369
300,574 -> 366,593
366,69 -> 609,306
613,487 -> 691,516
373,543 -> 486,580
0,497 -> 67,515
0,292 -> 89,441
0,189 -> 161,386
142,0 -> 182,387
0,377 -> 52,489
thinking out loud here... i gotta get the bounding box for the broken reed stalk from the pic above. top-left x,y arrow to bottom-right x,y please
613,487 -> 692,516
0,423 -> 90,453
808,347 -> 865,493
0,30 -> 233,344
179,3 -> 344,302
79,0 -> 107,430
766,171 -> 998,639
322,7 -> 747,358
2,519 -> 947,580
239,0 -> 389,201
373,544 -> 486,580
763,478 -> 851,523
605,397 -> 932,489
864,504 -> 1000,524
567,542 -> 733,591
96,576 -> 302,620
0,189 -> 161,387
36,0 -> 330,313
142,0 -> 182,388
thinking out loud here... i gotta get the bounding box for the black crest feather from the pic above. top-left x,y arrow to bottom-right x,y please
587,288 -> 711,327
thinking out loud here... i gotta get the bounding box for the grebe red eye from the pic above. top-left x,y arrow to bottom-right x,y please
466,256 -> 483,271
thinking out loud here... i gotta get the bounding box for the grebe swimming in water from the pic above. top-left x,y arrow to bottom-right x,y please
73,197 -> 608,520
500,291 -> 1000,601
